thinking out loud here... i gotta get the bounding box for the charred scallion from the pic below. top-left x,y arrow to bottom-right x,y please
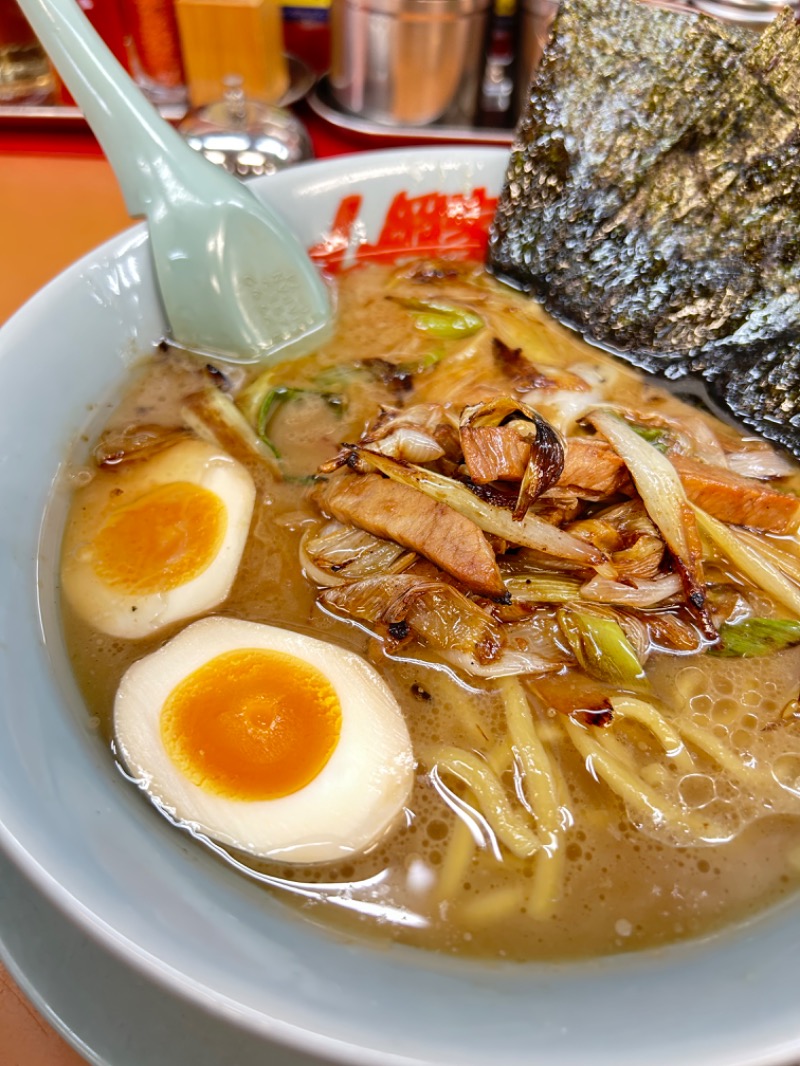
392,297 -> 484,338
557,608 -> 650,693
711,618 -> 800,659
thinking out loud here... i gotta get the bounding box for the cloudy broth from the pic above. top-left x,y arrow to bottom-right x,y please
61,261 -> 800,961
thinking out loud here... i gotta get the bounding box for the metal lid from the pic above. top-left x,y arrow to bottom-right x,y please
338,0 -> 491,16
691,0 -> 792,26
178,77 -> 313,179
696,0 -> 791,9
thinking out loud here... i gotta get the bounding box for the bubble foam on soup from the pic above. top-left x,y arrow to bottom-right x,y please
58,259 -> 800,962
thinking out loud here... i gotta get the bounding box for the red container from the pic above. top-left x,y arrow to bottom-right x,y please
55,0 -> 131,104
119,0 -> 186,105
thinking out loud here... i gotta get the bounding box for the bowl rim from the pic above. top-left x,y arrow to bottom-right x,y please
3,145 -> 800,1066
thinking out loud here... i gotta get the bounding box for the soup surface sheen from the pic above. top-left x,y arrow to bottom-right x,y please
60,260 -> 800,961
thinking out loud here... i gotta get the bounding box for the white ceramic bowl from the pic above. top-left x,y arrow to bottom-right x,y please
2,147 -> 800,1066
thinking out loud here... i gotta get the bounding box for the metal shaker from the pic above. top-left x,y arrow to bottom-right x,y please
329,0 -> 492,127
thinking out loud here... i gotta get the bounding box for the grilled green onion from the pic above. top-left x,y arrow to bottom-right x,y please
711,618 -> 800,658
393,297 -> 484,338
557,609 -> 650,692
505,574 -> 583,604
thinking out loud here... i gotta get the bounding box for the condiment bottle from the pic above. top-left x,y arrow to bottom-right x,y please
175,0 -> 288,108
119,0 -> 187,104
475,0 -> 517,128
0,0 -> 55,102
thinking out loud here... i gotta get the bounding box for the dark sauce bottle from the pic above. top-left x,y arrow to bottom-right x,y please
474,0 -> 518,129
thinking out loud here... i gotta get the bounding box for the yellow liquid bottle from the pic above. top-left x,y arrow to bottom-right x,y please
175,0 -> 289,108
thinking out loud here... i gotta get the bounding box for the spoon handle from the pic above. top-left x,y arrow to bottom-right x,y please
17,0 -> 190,217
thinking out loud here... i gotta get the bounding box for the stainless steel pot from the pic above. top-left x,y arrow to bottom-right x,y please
512,0 -> 763,125
329,0 -> 492,127
691,0 -> 795,29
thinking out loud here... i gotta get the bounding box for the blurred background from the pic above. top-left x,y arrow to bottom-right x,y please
2,0 -> 794,147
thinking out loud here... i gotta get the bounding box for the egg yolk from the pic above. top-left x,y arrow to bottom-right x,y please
91,482 -> 227,595
160,649 -> 343,801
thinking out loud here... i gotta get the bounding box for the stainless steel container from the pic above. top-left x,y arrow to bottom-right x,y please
691,0 -> 796,30
513,0 -> 740,122
515,0 -> 558,113
329,0 -> 492,127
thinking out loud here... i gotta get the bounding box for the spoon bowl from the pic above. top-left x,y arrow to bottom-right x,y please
18,0 -> 331,365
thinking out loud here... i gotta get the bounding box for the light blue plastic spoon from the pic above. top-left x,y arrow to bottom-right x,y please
17,0 -> 331,365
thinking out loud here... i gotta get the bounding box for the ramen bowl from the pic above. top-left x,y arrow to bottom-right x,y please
1,147 -> 800,1066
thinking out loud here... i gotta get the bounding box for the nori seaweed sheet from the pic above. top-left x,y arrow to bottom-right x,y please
488,0 -> 800,458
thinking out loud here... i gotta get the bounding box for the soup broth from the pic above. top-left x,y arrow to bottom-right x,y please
60,260 -> 800,961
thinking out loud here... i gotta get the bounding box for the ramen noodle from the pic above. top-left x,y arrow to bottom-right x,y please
59,260 -> 800,961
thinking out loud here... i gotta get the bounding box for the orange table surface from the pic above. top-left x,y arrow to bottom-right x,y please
1,153 -> 131,325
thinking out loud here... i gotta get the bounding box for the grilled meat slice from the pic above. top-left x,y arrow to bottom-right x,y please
314,472 -> 506,598
461,425 -> 531,483
671,454 -> 800,534
558,438 -> 632,499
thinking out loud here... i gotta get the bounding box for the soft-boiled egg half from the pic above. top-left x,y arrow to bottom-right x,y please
114,616 -> 415,863
61,438 -> 255,639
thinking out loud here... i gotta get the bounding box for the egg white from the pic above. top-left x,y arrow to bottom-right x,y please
61,438 -> 255,639
114,616 -> 416,864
